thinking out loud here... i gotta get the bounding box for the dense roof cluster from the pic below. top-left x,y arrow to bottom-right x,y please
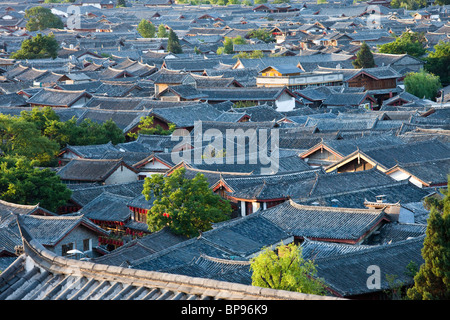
0,0 -> 449,301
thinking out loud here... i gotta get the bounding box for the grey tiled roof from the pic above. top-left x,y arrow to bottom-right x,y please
0,238 -> 338,300
357,139 -> 450,170
68,181 -> 144,207
314,236 -> 425,297
78,192 -> 134,223
26,88 -> 92,107
57,158 -> 135,182
260,200 -> 387,243
15,214 -> 107,247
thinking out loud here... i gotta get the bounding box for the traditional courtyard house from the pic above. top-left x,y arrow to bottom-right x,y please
57,73 -> 92,85
233,43 -> 276,55
325,139 -> 450,174
313,235 -> 425,299
0,93 -> 28,107
92,81 -> 144,97
199,87 -> 298,112
132,152 -> 176,179
15,213 -> 109,258
57,158 -> 139,185
385,158 -> 450,188
371,53 -> 425,75
74,108 -> 151,139
117,133 -> 193,154
33,71 -> 64,87
0,199 -> 56,233
191,74 -> 243,89
61,180 -> 144,215
77,192 -> 145,251
26,88 -> 92,108
294,168 -> 432,215
91,227 -> 187,267
256,65 -> 344,90
381,91 -> 421,107
212,169 -> 321,216
156,84 -> 207,102
57,141 -> 120,166
97,67 -> 135,80
74,0 -> 115,9
151,69 -> 196,96
260,199 -> 390,245
299,134 -> 405,167
0,58 -> 14,70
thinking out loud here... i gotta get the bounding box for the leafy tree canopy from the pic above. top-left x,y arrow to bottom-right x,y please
24,6 -> 63,31
404,70 -> 442,101
0,113 -> 60,166
127,116 -> 175,140
137,19 -> 156,38
142,167 -> 232,237
247,28 -> 274,43
0,156 -> 72,212
424,41 -> 450,86
157,24 -> 168,38
378,31 -> 427,58
250,243 -> 327,295
11,33 -> 59,60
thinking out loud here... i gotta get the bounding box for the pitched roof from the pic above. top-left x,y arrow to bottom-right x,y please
57,158 -> 137,182
73,180 -> 130,215
314,236 -> 425,297
26,88 -> 92,107
260,200 -> 388,243
15,214 -> 107,247
326,139 -> 450,172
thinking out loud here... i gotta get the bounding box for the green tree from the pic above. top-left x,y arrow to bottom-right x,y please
19,107 -> 125,147
0,114 -> 60,166
390,0 -> 426,9
407,178 -> 450,300
424,41 -> 450,86
167,29 -> 183,54
378,32 -> 426,58
116,0 -> 126,7
404,70 -> 442,101
247,28 -> 274,43
217,36 -> 247,55
24,6 -> 64,31
11,33 -> 60,60
0,156 -> 72,212
353,41 -> 375,68
127,116 -> 175,140
142,167 -> 231,237
157,24 -> 168,38
137,19 -> 156,38
250,243 -> 326,295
